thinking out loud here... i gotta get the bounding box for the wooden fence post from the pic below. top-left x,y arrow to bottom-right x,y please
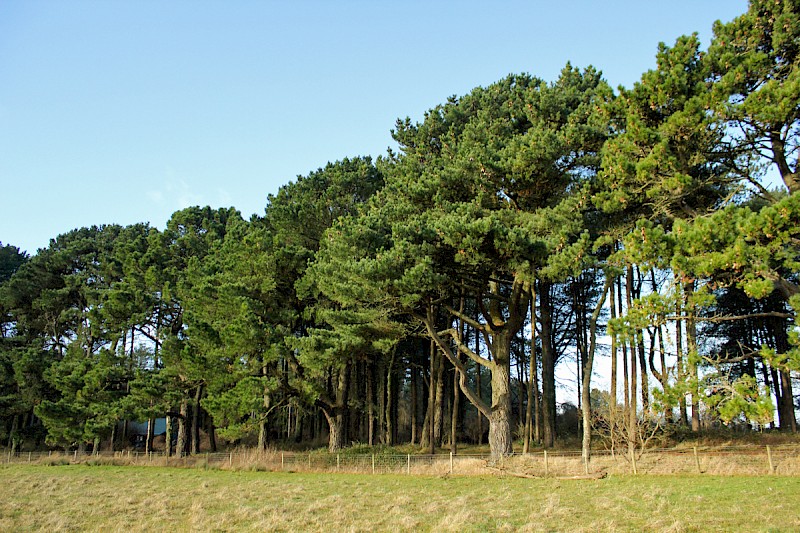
767,445 -> 774,475
544,450 -> 548,477
693,447 -> 701,474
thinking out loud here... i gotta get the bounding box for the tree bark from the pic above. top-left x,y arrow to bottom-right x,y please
321,362 -> 350,452
609,275 -> 617,430
539,281 -> 557,448
685,281 -> 701,432
626,266 -> 638,459
410,352 -> 418,445
581,276 -> 610,470
385,350 -> 396,445
450,353 -> 460,455
524,282 -> 537,453
176,398 -> 188,457
191,385 -> 202,455
145,416 -> 154,455
488,332 -> 513,458
165,415 -> 173,457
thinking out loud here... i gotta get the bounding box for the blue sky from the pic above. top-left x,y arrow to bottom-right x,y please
1,1 -> 749,254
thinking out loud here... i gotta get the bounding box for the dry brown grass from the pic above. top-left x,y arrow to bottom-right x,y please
1,464 -> 799,531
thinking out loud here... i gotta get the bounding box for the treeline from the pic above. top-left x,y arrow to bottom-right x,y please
1,0 -> 798,461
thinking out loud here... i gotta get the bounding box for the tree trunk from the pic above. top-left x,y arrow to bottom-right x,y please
428,339 -> 436,454
165,415 -> 173,457
450,353 -> 461,455
779,369 -> 797,432
410,352 -> 418,445
582,276 -> 610,470
433,347 -> 445,448
488,332 -> 513,458
207,419 -> 217,452
675,297 -> 688,426
626,266 -> 638,459
524,284 -> 537,453
685,281 -> 701,432
609,275 -> 618,439
145,417 -> 154,455
476,339 -> 483,446
539,281 -> 557,448
385,351 -> 396,445
191,385 -> 202,455
8,414 -> 18,453
366,360 -> 375,446
323,409 -> 345,452
324,363 -> 350,452
176,398 -> 188,457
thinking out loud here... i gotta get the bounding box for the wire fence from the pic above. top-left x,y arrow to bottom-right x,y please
4,445 -> 799,476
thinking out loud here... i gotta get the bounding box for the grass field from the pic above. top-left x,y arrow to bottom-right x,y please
1,465 -> 799,532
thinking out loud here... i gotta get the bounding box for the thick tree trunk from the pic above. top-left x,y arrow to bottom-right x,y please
145,417 -> 154,455
207,419 -> 217,453
488,333 -> 514,458
323,409 -> 345,452
779,370 -> 797,432
323,363 -> 350,452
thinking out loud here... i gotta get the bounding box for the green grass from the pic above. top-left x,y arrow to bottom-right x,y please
1,465 -> 798,532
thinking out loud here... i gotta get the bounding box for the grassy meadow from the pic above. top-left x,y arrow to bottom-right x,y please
1,464 -> 799,531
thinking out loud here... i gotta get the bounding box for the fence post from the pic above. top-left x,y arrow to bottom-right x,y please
543,450 -> 548,477
281,452 -> 284,470
337,453 -> 340,472
693,447 -> 701,474
407,454 -> 410,475
449,452 -> 453,474
28,452 -> 31,463
74,450 -> 78,462
372,454 -> 375,475
767,445 -> 775,475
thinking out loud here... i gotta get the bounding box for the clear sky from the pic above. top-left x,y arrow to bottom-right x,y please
1,1 -> 749,255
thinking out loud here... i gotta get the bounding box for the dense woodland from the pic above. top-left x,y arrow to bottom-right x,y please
1,1 -> 799,462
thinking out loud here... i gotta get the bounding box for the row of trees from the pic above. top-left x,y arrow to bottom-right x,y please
1,0 -> 798,462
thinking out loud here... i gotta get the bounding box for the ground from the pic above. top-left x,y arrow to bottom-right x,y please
1,464 -> 799,531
